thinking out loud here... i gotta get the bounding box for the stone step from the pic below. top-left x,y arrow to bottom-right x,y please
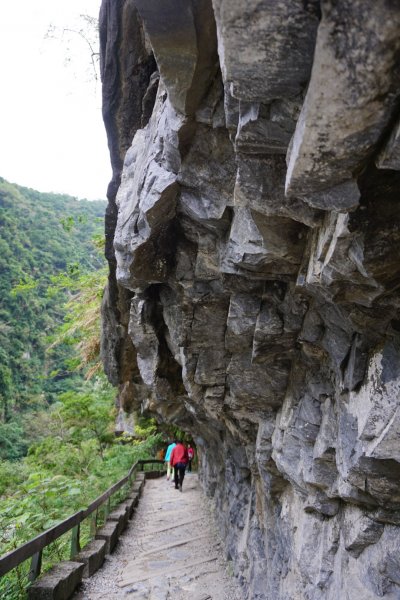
74,539 -> 106,579
131,479 -> 144,496
28,561 -> 84,600
108,506 -> 129,536
119,496 -> 137,519
145,470 -> 165,480
95,520 -> 119,554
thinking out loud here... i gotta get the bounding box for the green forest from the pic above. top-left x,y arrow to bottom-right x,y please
0,177 -> 106,455
0,179 -> 162,599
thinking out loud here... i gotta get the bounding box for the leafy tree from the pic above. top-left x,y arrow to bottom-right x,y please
0,421 -> 27,460
54,383 -> 114,458
47,259 -> 107,378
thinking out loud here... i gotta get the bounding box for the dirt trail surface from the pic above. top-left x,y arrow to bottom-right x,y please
74,474 -> 243,600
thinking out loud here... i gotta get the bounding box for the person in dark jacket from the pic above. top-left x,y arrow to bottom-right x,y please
170,440 -> 188,492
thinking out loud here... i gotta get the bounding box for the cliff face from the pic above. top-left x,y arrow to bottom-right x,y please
99,1 -> 400,598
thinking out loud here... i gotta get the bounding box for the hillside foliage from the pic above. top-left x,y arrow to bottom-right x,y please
0,177 -> 106,458
0,377 -> 161,599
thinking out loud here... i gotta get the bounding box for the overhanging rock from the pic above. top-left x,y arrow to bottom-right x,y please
100,1 -> 400,598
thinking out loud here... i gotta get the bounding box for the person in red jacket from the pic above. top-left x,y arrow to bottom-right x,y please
170,440 -> 188,492
187,444 -> 195,472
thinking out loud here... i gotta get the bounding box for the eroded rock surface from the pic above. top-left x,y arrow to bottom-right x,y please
100,1 -> 400,598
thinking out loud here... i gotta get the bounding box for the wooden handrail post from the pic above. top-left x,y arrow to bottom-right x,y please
28,550 -> 42,582
90,510 -> 97,538
70,524 -> 80,559
104,497 -> 111,519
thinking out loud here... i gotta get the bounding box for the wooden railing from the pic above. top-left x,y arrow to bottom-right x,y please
0,459 -> 164,582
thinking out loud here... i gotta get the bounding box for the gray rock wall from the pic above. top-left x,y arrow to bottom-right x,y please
99,1 -> 400,598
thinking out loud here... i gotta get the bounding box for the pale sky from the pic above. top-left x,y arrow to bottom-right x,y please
0,0 -> 111,200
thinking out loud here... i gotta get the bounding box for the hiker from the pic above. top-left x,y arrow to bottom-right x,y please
164,439 -> 176,481
187,443 -> 195,472
170,440 -> 188,492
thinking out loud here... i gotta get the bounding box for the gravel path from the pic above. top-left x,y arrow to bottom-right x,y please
74,473 -> 243,600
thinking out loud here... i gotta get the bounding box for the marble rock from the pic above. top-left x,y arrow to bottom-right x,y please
212,0 -> 319,102
343,505 -> 384,558
134,0 -> 218,116
286,0 -> 400,198
100,1 -> 400,598
377,117 -> 400,171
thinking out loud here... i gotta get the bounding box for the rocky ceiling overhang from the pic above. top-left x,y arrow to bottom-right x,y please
99,1 -> 400,598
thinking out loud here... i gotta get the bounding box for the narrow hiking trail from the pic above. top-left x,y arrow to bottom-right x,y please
74,474 -> 243,600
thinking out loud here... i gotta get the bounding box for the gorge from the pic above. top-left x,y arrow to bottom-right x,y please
99,1 -> 400,598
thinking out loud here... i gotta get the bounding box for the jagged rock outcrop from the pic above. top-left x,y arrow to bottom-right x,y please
100,1 -> 400,598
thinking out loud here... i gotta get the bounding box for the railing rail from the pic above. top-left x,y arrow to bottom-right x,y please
0,458 -> 165,580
